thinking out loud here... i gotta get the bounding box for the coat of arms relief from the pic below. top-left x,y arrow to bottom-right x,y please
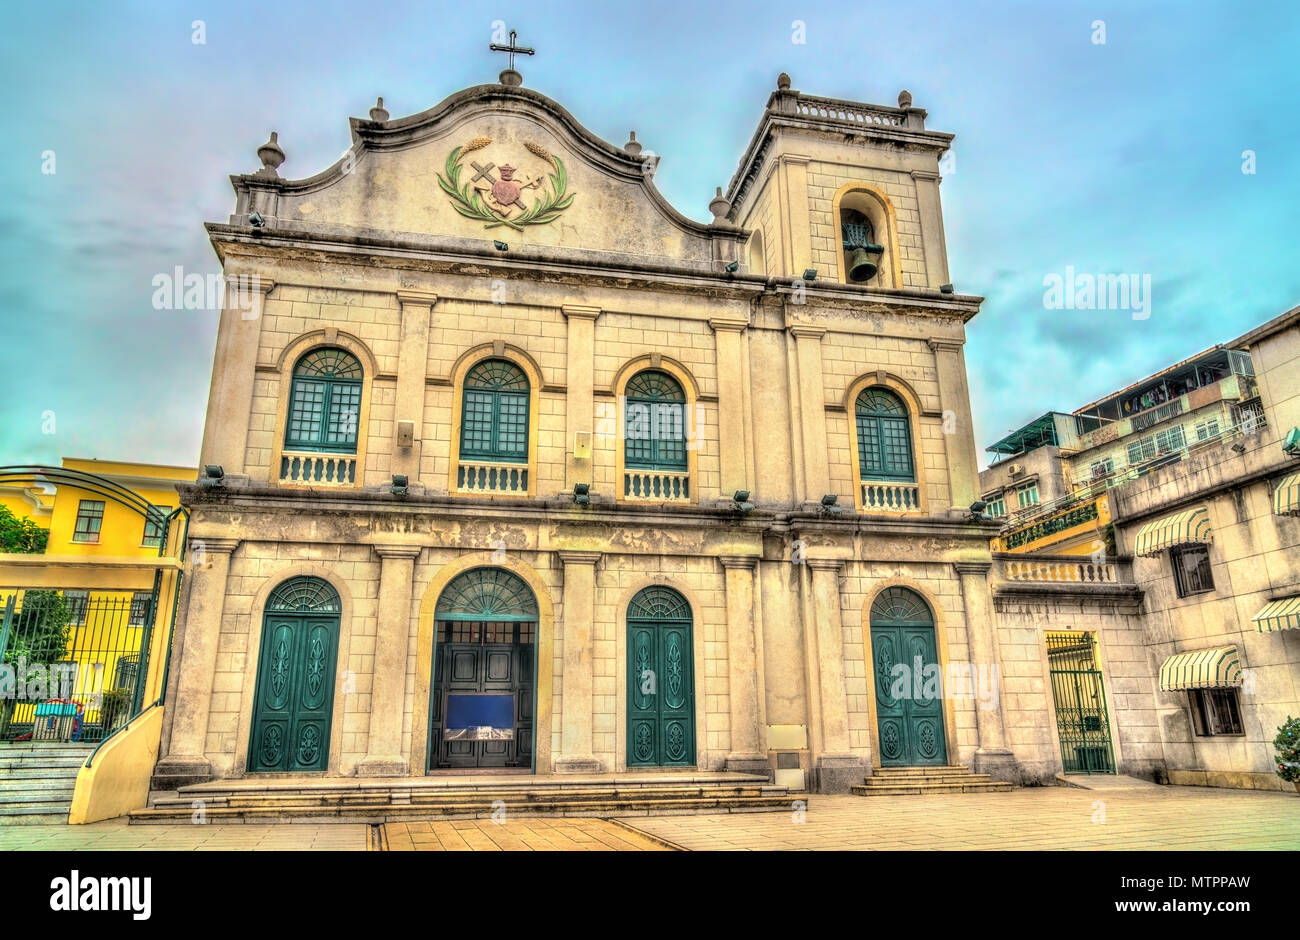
437,137 -> 576,230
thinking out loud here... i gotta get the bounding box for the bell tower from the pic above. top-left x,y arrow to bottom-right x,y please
725,73 -> 954,290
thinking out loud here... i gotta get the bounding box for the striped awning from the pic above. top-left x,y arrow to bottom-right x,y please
1134,506 -> 1212,557
1253,595 -> 1300,633
1158,646 -> 1242,692
1274,473 -> 1300,516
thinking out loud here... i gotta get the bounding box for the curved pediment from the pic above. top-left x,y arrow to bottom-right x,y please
231,83 -> 739,264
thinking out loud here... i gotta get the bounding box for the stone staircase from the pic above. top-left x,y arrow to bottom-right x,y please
851,765 -> 1014,797
0,743 -> 91,824
130,772 -> 799,824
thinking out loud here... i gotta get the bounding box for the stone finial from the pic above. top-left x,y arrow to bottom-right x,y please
624,131 -> 643,156
257,131 -> 285,176
898,90 -> 913,109
777,72 -> 791,90
499,68 -> 523,87
369,97 -> 390,122
708,186 -> 731,222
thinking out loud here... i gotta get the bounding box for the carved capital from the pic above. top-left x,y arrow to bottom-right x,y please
718,555 -> 759,570
562,304 -> 601,320
709,318 -> 749,334
371,543 -> 423,560
806,558 -> 844,573
788,325 -> 826,340
395,289 -> 439,306
926,337 -> 964,354
191,537 -> 240,557
954,561 -> 993,577
557,550 -> 602,566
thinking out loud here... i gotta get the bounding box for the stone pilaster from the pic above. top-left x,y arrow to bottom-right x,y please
555,550 -> 602,773
790,326 -> 831,505
152,537 -> 240,787
710,319 -> 750,500
928,338 -> 980,512
910,169 -> 950,288
808,558 -> 864,792
562,305 -> 600,491
392,291 -> 437,487
198,279 -> 274,480
719,556 -> 767,775
954,561 -> 1018,782
356,543 -> 422,776
781,155 -> 813,279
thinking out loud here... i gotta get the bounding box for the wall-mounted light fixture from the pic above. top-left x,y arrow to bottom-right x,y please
573,483 -> 590,506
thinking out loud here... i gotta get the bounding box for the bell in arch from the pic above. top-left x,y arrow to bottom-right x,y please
841,210 -> 884,283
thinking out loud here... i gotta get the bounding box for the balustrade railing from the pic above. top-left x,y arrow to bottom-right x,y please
457,459 -> 529,495
1001,560 -> 1117,584
279,452 -> 357,486
623,469 -> 690,502
860,480 -> 921,512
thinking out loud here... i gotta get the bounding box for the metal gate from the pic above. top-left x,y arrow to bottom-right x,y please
1046,631 -> 1115,774
0,586 -> 155,744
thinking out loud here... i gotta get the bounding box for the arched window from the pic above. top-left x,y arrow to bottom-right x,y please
856,387 -> 914,481
266,576 -> 342,613
624,371 -> 686,470
285,349 -> 362,453
460,359 -> 529,463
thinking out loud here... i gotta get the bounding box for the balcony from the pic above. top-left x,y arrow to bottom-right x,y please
1000,557 -> 1118,584
860,480 -> 921,513
457,459 -> 529,495
279,452 -> 357,487
623,469 -> 690,502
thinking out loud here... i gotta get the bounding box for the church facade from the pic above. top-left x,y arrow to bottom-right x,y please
153,66 -> 1024,794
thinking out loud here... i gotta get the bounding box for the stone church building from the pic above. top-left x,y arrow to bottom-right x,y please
151,65 -> 1050,795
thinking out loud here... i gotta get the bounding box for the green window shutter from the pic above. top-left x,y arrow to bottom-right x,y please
284,349 -> 362,453
624,371 -> 687,470
460,360 -> 530,463
856,388 -> 915,482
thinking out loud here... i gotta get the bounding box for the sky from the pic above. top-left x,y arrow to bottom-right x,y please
1,1 -> 1297,471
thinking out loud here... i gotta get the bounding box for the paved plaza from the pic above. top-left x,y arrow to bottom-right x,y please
0,785 -> 1295,851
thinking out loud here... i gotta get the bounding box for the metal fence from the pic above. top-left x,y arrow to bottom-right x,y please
0,589 -> 153,744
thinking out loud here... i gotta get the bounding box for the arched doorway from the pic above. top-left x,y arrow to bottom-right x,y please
248,577 -> 341,772
870,587 -> 947,766
626,586 -> 695,767
428,567 -> 537,770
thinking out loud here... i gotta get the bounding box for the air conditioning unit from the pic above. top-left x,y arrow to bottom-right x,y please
1284,426 -> 1300,456
1008,463 -> 1025,476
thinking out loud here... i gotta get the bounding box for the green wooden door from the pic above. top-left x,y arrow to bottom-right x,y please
248,578 -> 341,773
627,587 -> 695,767
870,587 -> 947,767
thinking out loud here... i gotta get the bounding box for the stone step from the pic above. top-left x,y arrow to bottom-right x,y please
0,806 -> 71,824
860,772 -> 995,786
872,766 -> 978,776
851,781 -> 1014,796
0,779 -> 76,796
129,793 -> 796,824
0,764 -> 84,780
148,783 -> 784,810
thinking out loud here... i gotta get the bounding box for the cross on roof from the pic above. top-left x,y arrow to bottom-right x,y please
489,30 -> 535,72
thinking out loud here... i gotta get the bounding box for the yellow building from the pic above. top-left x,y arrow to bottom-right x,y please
1,458 -> 193,743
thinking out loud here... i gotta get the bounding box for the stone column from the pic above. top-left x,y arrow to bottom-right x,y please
790,326 -> 831,505
954,561 -> 1018,782
555,550 -> 602,773
710,319 -> 750,500
720,556 -> 767,774
781,155 -> 813,279
910,169 -> 950,288
562,305 -> 600,491
808,558 -> 864,792
153,537 -> 239,786
198,278 -> 274,480
928,338 -> 980,512
392,291 -> 437,487
356,543 -> 421,776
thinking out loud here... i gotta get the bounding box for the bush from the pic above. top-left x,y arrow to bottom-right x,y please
1275,716 -> 1300,784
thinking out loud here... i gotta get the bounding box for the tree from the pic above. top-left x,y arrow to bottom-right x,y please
0,505 -> 48,554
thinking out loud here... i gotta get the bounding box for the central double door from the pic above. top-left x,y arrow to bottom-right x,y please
428,619 -> 534,769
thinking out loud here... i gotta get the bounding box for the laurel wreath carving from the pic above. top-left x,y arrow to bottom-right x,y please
436,138 -> 576,230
